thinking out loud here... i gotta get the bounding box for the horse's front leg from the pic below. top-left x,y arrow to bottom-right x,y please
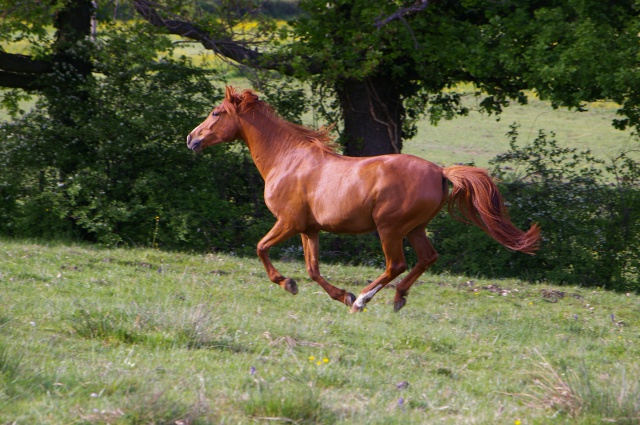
301,232 -> 356,307
257,220 -> 299,295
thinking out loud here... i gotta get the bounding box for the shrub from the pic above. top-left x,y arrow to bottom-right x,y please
430,124 -> 640,291
0,23 -> 271,252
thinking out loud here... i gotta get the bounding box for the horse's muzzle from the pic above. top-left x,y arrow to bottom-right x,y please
186,134 -> 201,152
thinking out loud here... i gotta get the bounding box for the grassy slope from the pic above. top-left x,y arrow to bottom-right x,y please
1,239 -> 639,424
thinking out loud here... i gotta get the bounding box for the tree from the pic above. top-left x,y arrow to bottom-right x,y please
133,0 -> 421,155
0,0 -> 268,249
0,0 -> 93,101
5,1 -> 640,156
133,0 -> 640,156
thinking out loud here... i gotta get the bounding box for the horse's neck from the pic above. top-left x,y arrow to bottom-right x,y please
241,116 -> 313,179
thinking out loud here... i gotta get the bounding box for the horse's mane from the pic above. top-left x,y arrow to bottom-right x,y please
227,88 -> 339,154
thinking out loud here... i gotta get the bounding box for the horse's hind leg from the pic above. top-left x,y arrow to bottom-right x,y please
302,233 -> 356,307
393,227 -> 438,312
257,220 -> 299,294
350,233 -> 407,313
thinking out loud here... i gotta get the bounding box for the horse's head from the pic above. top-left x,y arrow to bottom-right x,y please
187,86 -> 251,152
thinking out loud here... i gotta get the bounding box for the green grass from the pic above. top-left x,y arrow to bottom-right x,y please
404,95 -> 636,168
1,238 -> 639,424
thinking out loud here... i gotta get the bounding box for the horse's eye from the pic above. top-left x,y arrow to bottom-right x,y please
212,112 -> 219,117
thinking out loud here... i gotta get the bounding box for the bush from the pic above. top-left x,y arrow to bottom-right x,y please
430,124 -> 640,291
0,24 -> 271,252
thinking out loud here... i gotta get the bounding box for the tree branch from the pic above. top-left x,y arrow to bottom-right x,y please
0,52 -> 53,90
0,51 -> 53,74
375,0 -> 432,28
132,0 -> 324,76
0,70 -> 44,90
133,0 -> 281,70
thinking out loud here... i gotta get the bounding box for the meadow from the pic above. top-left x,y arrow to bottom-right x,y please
404,95 -> 636,168
1,238 -> 639,424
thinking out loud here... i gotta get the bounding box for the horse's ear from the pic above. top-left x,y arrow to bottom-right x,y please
225,86 -> 235,100
225,86 -> 241,107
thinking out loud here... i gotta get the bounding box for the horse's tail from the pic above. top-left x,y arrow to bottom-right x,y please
442,165 -> 541,254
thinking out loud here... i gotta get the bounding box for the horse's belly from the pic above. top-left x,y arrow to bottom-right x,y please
310,200 -> 376,234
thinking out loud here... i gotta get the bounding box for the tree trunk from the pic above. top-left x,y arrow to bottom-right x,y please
48,0 -> 95,174
53,0 -> 93,66
49,0 -> 93,105
336,75 -> 404,157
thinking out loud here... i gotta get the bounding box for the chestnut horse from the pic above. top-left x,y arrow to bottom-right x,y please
187,87 -> 541,313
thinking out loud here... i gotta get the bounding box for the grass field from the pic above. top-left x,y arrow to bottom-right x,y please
1,238 -> 639,424
404,95 -> 636,168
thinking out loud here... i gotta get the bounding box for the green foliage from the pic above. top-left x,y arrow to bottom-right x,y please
0,23 -> 271,251
252,74 -> 310,124
429,124 -> 640,290
198,0 -> 301,19
279,0 -> 481,136
0,0 -> 63,43
271,0 -> 640,142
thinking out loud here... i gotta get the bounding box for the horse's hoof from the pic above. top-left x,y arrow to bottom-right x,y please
282,278 -> 298,295
349,303 -> 363,314
393,298 -> 407,312
344,292 -> 356,307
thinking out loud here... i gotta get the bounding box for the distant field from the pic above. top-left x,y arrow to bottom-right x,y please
404,96 -> 635,168
1,238 -> 639,423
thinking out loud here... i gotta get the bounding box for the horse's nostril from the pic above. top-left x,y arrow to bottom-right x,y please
186,134 -> 201,151
187,138 -> 201,152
